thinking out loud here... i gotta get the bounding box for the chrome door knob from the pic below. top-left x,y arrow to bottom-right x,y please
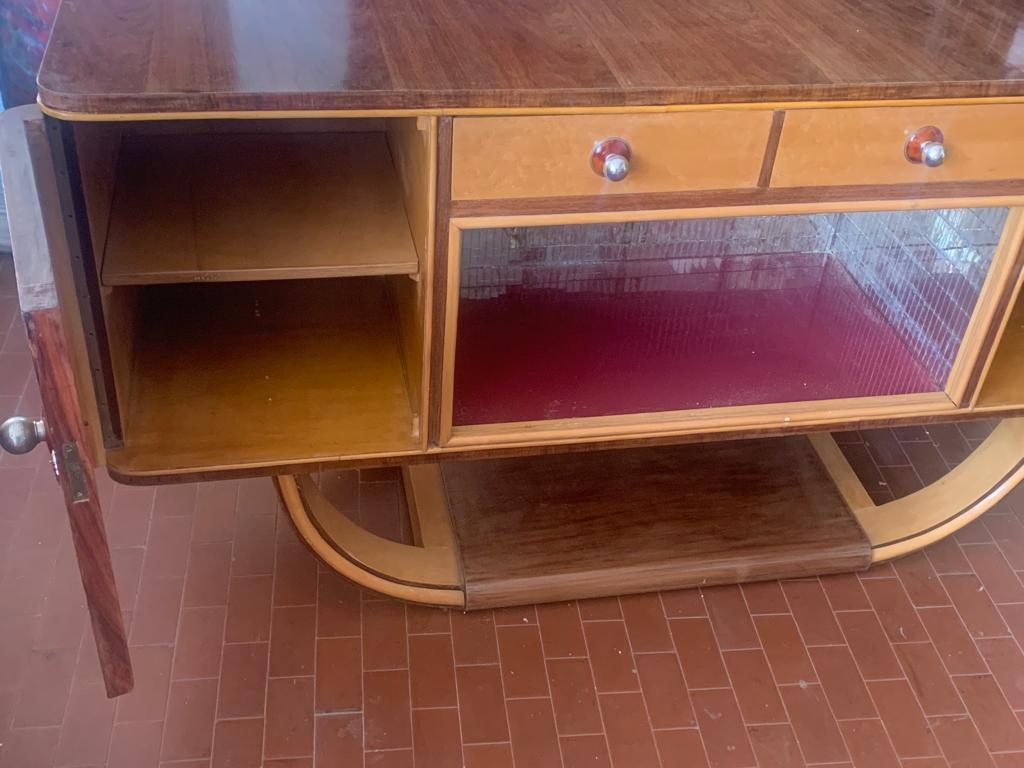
906,126 -> 946,167
0,417 -> 47,455
591,137 -> 632,182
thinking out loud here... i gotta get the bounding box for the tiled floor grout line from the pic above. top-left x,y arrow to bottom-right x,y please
657,591 -> 714,768
775,579 -> 857,767
207,485 -> 240,768
575,600 -> 618,768
154,487 -> 194,768
446,609 -> 469,768
696,589 -> 759,767
260,498 -> 280,765
854,432 -> 966,766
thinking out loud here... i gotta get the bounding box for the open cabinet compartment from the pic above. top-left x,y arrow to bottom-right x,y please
65,116 -> 435,477
448,206 -> 1020,432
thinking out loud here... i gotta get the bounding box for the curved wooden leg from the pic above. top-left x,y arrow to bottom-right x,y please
812,418 -> 1024,562
275,468 -> 465,607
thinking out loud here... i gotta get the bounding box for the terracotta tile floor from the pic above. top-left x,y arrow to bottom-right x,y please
3,252 -> 1024,767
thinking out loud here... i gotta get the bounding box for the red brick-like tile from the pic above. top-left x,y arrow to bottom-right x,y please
703,585 -> 759,650
779,683 -> 848,764
722,649 -> 787,724
269,605 -> 316,677
747,723 -> 803,768
953,674 -> 1024,752
561,733 -> 612,768
314,713 -> 361,766
741,580 -> 788,614
619,592 -> 673,652
497,624 -> 548,698
754,614 -> 817,685
363,670 -> 412,751
409,633 -> 457,708
862,577 -> 929,642
451,610 -> 498,665
584,620 -> 640,692
634,652 -> 694,729
669,618 -> 729,689
840,718 -> 901,768
173,605 -> 226,680
537,601 -> 587,658
919,606 -> 989,675
821,572 -> 872,611
600,692 -> 662,768
809,644 -> 877,720
837,610 -> 904,680
656,728 -> 710,767
362,599 -> 408,670
455,665 -> 509,744
690,688 -> 757,768
161,678 -> 218,761
218,642 -> 269,719
782,580 -> 844,646
868,679 -> 942,758
893,642 -> 966,717
412,707 -> 463,768
315,636 -> 362,713
265,676 -> 315,759
547,657 -> 603,735
506,698 -> 562,768
212,717 -> 263,768
463,743 -> 514,768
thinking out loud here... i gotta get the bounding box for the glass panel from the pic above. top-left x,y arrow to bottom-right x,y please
452,208 -> 1009,426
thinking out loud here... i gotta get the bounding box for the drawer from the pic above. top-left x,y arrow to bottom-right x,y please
772,104 -> 1024,188
451,111 -> 775,200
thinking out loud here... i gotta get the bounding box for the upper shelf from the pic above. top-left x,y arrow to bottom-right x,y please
100,131 -> 419,286
37,0 -> 1024,116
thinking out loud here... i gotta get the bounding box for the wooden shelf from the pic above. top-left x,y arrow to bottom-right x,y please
438,437 -> 870,607
977,297 -> 1024,410
106,278 -> 420,478
101,132 -> 419,286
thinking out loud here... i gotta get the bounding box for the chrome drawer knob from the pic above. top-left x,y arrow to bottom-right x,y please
591,137 -> 632,182
906,126 -> 946,167
0,417 -> 47,455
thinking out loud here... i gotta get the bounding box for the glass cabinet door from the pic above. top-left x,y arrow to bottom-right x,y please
451,207 -> 1011,427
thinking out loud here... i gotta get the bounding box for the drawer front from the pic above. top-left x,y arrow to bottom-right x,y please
451,112 -> 775,200
772,104 -> 1024,188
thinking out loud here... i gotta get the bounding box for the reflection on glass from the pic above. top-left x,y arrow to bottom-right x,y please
452,208 -> 1008,426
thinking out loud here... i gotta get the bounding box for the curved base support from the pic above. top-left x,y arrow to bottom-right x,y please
278,420 -> 1024,608
275,469 -> 465,607
812,418 -> 1024,562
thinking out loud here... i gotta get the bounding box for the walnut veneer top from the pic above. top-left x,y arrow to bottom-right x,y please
38,0 -> 1024,115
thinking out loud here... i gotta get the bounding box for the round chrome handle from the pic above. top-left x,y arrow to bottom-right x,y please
906,126 -> 946,167
603,153 -> 630,181
920,141 -> 946,168
591,137 -> 632,182
0,417 -> 47,455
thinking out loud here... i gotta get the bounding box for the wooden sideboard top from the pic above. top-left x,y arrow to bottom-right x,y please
37,0 -> 1024,116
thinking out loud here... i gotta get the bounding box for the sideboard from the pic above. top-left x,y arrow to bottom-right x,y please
3,0 -> 1024,697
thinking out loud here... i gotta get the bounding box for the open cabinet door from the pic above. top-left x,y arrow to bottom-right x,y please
0,105 -> 132,697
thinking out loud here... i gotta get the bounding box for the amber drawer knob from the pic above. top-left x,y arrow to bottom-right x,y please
905,126 -> 946,167
591,137 -> 632,181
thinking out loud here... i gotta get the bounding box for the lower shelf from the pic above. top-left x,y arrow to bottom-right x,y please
278,419 -> 1024,608
443,437 -> 869,607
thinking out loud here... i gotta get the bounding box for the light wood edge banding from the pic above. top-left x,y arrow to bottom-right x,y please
37,95 -> 1024,123
811,419 -> 1024,562
276,475 -> 465,606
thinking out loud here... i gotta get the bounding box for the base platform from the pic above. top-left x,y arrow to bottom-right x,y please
277,419 -> 1024,609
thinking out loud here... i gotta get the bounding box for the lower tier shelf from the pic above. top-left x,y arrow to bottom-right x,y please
442,438 -> 869,607
278,419 -> 1024,609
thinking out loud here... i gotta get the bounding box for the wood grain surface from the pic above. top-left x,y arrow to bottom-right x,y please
442,437 -> 870,607
37,0 -> 1024,114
